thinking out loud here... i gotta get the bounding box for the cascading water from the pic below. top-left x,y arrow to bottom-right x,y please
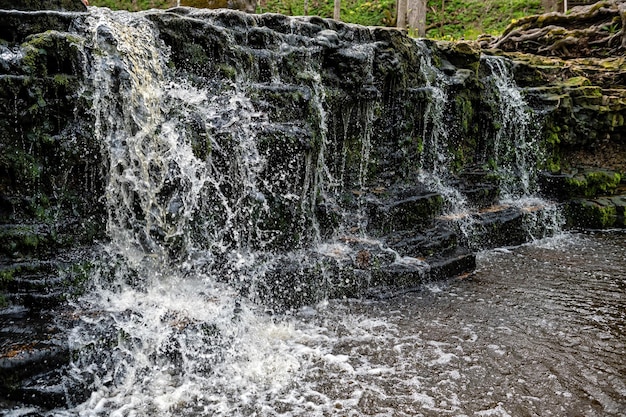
481,55 -> 542,200
410,40 -> 477,242
65,10 -> 307,415
2,8 -> 590,417
481,55 -> 563,237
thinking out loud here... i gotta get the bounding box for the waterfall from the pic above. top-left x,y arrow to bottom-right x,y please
40,10 -> 564,415
414,40 -> 451,176
481,55 -> 543,200
67,10 -> 305,415
413,40 -> 475,236
480,55 -> 563,237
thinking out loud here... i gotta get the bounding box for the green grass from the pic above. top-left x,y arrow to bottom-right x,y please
89,0 -> 176,11
88,0 -> 545,39
425,0 -> 543,39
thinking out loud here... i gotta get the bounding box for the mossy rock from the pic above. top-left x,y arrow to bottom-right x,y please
0,0 -> 86,11
565,170 -> 622,198
561,76 -> 591,87
565,197 -> 625,229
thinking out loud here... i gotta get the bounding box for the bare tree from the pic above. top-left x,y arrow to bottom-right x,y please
334,0 -> 340,20
397,0 -> 407,28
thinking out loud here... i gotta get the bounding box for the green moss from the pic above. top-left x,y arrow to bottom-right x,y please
545,157 -> 560,174
0,267 -> 18,309
567,170 -> 622,198
61,261 -> 94,298
0,225 -> 43,255
562,76 -> 591,87
0,268 -> 15,283
455,94 -> 474,132
566,200 -> 617,229
53,73 -> 72,86
189,43 -> 210,68
609,113 -> 624,127
217,64 -> 237,80
586,171 -> 621,195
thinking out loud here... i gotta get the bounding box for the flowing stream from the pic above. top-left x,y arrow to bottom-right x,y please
5,8 -> 625,417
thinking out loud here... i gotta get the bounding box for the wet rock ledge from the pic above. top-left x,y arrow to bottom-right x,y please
0,0 -> 624,412
0,0 -> 87,12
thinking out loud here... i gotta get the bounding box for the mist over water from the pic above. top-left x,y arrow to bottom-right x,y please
9,8 -> 622,417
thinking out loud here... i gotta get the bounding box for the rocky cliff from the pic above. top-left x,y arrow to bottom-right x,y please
0,0 -> 624,411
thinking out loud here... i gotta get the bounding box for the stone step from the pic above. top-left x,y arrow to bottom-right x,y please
540,169 -> 622,200
0,345 -> 71,409
440,201 -> 560,249
5,369 -> 69,409
385,223 -> 459,258
428,247 -> 476,281
1,260 -> 67,310
6,291 -> 67,310
367,191 -> 445,234
0,340 -> 69,384
5,275 -> 66,293
457,168 -> 501,208
565,195 -> 626,229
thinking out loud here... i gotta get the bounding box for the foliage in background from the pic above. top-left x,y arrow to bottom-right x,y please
89,0 -> 545,39
90,0 -> 176,11
258,0 -> 398,26
424,0 -> 543,40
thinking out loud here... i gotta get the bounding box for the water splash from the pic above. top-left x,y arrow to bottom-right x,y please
67,9 -> 305,415
413,40 -> 475,236
414,40 -> 451,177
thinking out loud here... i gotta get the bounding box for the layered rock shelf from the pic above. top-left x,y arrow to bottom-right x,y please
480,0 -> 626,229
0,0 -> 624,412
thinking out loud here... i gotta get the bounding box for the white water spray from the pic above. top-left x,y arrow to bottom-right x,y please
67,10 -> 306,416
482,55 -> 544,199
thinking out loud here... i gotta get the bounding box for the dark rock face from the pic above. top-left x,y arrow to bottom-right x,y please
0,5 -> 623,412
0,0 -> 87,12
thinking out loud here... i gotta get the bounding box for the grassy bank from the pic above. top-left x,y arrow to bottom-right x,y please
88,0 -> 545,39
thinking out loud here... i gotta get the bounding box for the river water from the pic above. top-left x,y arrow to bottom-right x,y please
274,231 -> 626,417
44,231 -> 623,417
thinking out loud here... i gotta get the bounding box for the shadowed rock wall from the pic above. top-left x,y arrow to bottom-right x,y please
0,0 -> 87,11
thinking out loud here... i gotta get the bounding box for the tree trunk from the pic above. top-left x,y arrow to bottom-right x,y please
408,0 -> 427,36
334,0 -> 340,20
304,0 -> 308,15
397,0 -> 407,29
542,0 -> 563,12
